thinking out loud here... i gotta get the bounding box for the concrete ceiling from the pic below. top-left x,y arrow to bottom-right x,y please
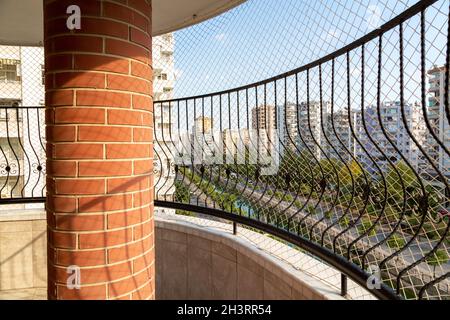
153,0 -> 245,36
0,0 -> 246,46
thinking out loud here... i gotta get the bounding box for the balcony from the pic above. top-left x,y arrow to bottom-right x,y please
0,0 -> 449,302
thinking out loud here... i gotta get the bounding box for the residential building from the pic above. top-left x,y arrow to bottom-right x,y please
427,65 -> 450,178
222,128 -> 249,163
251,105 -> 276,158
0,46 -> 45,204
324,109 -> 355,162
296,101 -> 327,160
277,103 -> 298,155
191,116 -> 215,164
153,34 -> 176,204
354,101 -> 426,174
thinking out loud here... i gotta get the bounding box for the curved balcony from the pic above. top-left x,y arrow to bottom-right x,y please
152,0 -> 450,300
0,0 -> 448,300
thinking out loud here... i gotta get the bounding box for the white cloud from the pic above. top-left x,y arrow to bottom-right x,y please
366,5 -> 381,31
214,33 -> 228,43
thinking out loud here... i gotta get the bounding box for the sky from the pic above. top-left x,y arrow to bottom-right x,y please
150,0 -> 449,182
170,0 -> 448,104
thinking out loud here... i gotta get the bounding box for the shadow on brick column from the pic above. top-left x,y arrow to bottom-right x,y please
44,0 -> 154,300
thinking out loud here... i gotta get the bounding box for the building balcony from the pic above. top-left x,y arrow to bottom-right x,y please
0,0 -> 449,303
0,209 -> 366,300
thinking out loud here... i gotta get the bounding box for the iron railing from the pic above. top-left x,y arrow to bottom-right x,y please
0,0 -> 447,300
153,0 -> 449,300
0,106 -> 46,203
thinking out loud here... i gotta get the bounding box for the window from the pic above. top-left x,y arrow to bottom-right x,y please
0,59 -> 21,82
157,73 -> 168,80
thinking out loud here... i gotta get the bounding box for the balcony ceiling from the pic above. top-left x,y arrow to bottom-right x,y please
0,0 -> 245,46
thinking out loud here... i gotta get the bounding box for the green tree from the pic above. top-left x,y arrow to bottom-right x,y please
357,217 -> 377,236
386,234 -> 406,249
338,160 -> 363,186
339,216 -> 350,228
175,181 -> 190,203
174,181 -> 193,216
385,161 -> 419,208
426,250 -> 449,278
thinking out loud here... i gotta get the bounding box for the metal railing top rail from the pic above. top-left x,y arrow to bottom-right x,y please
155,200 -> 399,300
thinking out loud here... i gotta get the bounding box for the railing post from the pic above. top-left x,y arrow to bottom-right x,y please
233,222 -> 237,235
341,274 -> 348,297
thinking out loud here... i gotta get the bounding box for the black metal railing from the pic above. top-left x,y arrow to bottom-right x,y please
153,0 -> 449,300
0,106 -> 46,203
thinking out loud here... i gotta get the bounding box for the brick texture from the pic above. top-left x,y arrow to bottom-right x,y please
44,0 -> 154,300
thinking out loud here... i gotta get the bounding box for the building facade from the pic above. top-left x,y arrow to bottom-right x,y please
222,128 -> 249,164
251,105 -> 276,159
191,116 -> 216,164
427,65 -> 450,178
0,46 -> 45,203
277,103 -> 298,156
324,109 -> 355,162
152,34 -> 176,205
0,35 -> 177,205
353,101 -> 426,174
296,101 -> 327,160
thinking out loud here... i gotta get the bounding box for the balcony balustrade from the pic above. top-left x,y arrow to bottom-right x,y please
0,0 -> 448,301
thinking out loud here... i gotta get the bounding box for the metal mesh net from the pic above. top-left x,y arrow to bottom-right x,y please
154,0 -> 449,300
0,0 -> 448,300
169,0 -> 421,98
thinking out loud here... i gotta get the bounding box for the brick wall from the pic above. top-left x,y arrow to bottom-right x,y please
44,0 -> 154,300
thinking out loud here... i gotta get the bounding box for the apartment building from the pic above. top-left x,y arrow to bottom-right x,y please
277,103 -> 298,155
427,65 -> 449,178
191,116 -> 216,164
251,105 -> 276,157
152,34 -> 176,204
0,36 -> 177,204
324,109 -> 356,162
295,101 -> 328,160
0,46 -> 45,202
277,102 -> 356,163
222,128 -> 249,163
354,101 -> 426,174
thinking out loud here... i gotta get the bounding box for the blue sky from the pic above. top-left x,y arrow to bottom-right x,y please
171,0 -> 447,104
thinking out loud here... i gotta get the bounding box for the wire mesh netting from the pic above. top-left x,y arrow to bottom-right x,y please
0,0 -> 448,300
0,46 -> 46,203
169,0 -> 436,98
153,0 -> 450,300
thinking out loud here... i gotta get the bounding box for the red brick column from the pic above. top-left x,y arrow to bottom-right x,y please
44,0 -> 154,300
